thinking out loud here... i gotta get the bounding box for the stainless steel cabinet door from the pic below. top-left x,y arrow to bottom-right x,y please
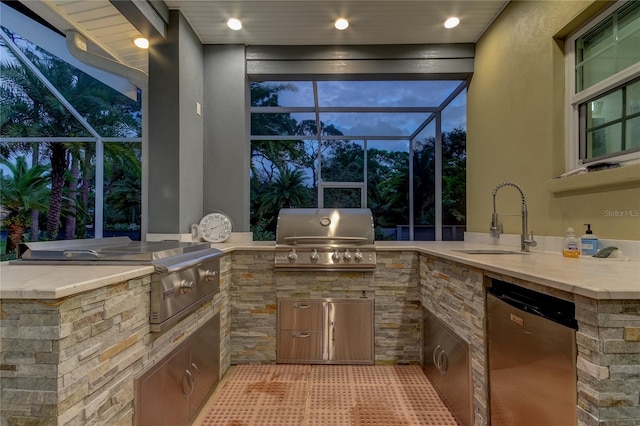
327,300 -> 374,364
422,309 -> 471,426
189,314 -> 220,420
278,300 -> 324,331
278,330 -> 323,362
136,346 -> 191,426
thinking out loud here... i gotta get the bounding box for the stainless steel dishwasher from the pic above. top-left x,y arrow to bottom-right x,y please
487,280 -> 578,426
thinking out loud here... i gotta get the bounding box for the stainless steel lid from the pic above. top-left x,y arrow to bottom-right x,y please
275,208 -> 376,271
16,237 -> 216,263
276,208 -> 375,247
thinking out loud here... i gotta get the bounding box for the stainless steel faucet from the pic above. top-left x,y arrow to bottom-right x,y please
490,182 -> 537,252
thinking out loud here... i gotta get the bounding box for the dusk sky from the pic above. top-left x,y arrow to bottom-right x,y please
262,80 -> 467,139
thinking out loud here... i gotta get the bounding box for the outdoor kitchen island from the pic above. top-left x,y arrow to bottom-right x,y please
1,241 -> 639,426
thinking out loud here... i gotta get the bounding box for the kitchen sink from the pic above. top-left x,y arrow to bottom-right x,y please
452,249 -> 528,255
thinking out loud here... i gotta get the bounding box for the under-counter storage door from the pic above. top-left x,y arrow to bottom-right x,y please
136,346 -> 191,426
277,300 -> 324,363
487,294 -> 577,426
422,309 -> 472,426
278,300 -> 324,330
278,330 -> 323,362
188,314 -> 221,421
327,300 -> 374,364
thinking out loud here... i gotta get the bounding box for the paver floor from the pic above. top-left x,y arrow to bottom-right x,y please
195,364 -> 459,425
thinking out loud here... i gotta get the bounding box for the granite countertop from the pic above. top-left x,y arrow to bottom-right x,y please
0,263 -> 154,299
2,241 -> 638,300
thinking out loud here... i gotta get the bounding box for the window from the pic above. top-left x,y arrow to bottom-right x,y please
566,0 -> 640,168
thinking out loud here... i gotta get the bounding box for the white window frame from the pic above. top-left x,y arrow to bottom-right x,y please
565,0 -> 640,172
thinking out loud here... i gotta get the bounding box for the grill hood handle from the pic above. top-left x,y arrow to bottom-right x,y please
283,236 -> 368,244
63,249 -> 101,259
153,248 -> 223,274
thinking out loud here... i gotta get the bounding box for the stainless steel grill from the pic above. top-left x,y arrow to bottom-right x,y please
14,237 -> 223,333
274,208 -> 377,271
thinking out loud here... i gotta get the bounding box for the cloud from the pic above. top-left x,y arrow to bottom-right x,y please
262,80 -> 467,136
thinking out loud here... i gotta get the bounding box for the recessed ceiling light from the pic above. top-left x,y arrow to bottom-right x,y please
444,17 -> 460,29
133,37 -> 149,49
334,18 -> 349,30
226,18 -> 243,31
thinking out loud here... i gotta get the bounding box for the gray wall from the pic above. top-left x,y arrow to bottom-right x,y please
148,10 -> 203,234
151,38 -> 474,235
203,45 -> 251,232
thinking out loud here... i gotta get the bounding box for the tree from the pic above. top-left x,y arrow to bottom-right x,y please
1,31 -> 141,240
104,142 -> 142,227
0,156 -> 49,253
247,82 -> 467,241
258,167 -> 312,215
442,128 -> 466,225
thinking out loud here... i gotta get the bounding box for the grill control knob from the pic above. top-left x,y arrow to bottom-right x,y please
310,249 -> 319,263
178,280 -> 194,294
332,249 -> 341,262
343,249 -> 352,262
204,270 -> 218,281
287,249 -> 298,263
354,250 -> 364,263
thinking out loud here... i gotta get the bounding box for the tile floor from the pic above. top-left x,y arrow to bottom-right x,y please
194,364 -> 459,426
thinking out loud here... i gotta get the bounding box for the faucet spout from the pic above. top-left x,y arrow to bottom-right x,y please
490,182 -> 536,252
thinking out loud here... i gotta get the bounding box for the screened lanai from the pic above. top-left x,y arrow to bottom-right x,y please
0,6 -> 143,251
249,79 -> 467,241
2,0 -> 471,253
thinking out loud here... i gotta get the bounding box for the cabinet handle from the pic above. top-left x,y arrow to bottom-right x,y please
183,369 -> 195,398
292,304 -> 311,309
433,345 -> 448,375
432,346 -> 448,375
292,332 -> 311,338
438,352 -> 449,375
191,362 -> 200,390
432,345 -> 442,367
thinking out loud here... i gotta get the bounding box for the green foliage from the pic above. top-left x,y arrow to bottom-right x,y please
0,156 -> 49,252
248,81 -> 467,241
1,30 -> 142,241
250,216 -> 275,241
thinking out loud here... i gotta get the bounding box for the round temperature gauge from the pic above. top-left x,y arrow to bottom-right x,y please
198,212 -> 233,243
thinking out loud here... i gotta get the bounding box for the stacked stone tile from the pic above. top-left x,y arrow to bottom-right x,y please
2,248 -> 638,425
0,265 -> 228,425
229,250 -> 421,365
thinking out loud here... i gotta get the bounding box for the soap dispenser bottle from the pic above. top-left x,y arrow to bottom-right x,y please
580,224 -> 599,256
563,227 -> 580,258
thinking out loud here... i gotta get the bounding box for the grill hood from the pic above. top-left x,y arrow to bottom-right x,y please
275,208 -> 376,271
276,208 -> 375,247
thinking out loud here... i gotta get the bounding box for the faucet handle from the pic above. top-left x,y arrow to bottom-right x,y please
490,216 -> 502,238
524,231 -> 537,248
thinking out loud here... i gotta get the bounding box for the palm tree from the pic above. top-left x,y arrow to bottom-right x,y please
0,156 -> 49,253
2,32 -> 142,240
258,167 -> 312,216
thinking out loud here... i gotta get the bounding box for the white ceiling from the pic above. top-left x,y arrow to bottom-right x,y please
164,1 -> 509,46
16,0 -> 509,76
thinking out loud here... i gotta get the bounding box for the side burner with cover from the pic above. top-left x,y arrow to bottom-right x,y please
14,237 -> 223,334
274,208 -> 377,271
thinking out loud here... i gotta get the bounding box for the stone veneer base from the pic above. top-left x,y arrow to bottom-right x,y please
1,250 -> 638,425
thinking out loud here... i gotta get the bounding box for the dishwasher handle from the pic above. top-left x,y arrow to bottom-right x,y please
488,281 -> 578,330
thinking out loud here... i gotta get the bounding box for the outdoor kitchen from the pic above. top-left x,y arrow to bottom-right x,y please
2,223 -> 640,425
1,0 -> 640,426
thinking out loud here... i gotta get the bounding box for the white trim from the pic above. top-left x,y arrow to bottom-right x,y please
569,65 -> 640,106
318,182 -> 366,208
564,0 -> 640,170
